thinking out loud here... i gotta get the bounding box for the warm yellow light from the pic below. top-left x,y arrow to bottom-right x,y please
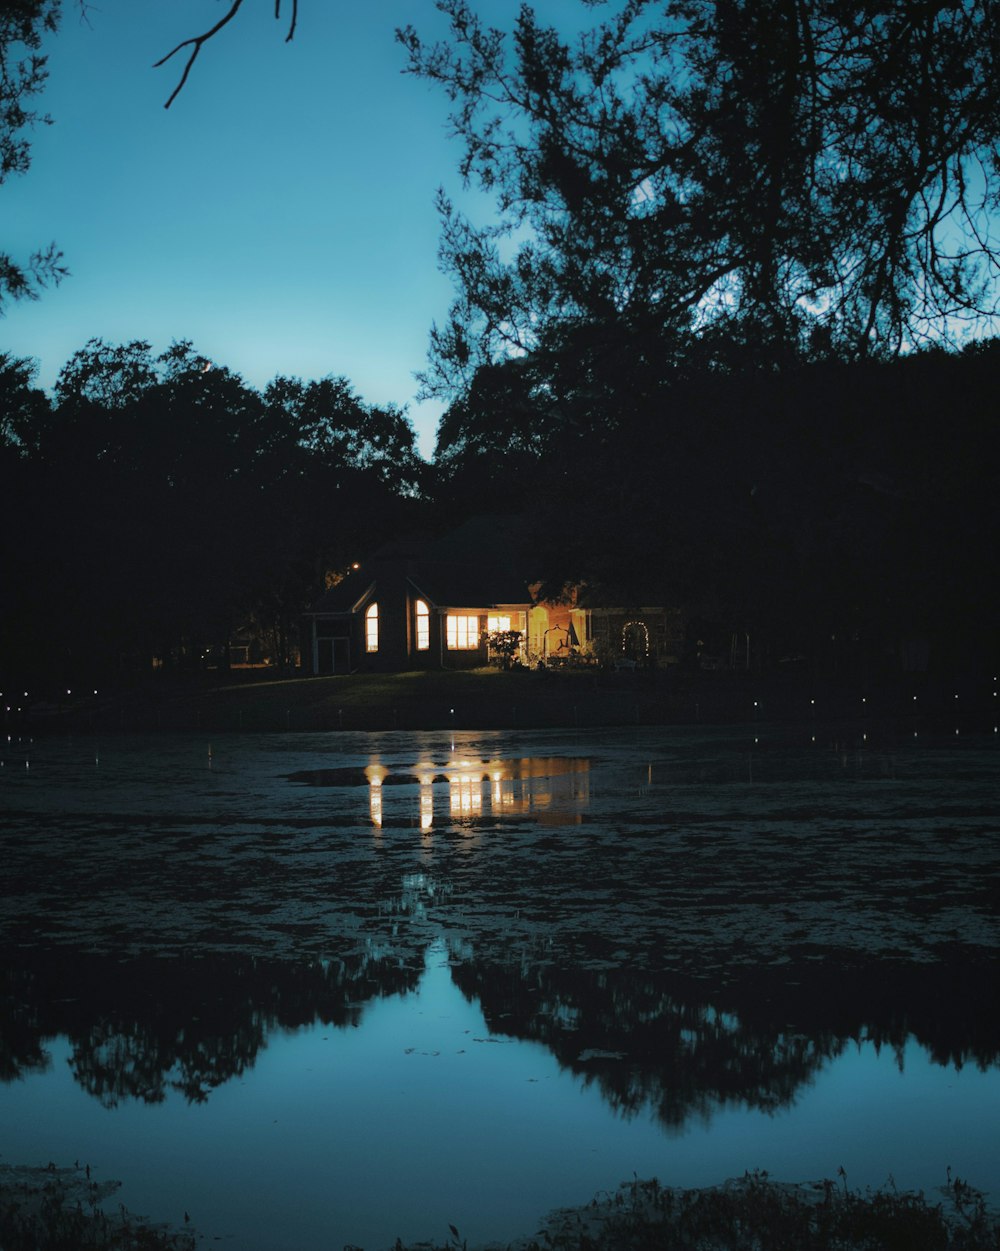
420,785 -> 433,831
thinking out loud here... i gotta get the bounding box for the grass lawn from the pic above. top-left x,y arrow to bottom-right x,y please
44,665 -> 690,734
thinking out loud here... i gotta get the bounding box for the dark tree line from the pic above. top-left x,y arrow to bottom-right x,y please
0,339 -> 427,685
3,3 -> 999,688
431,342 -> 1000,679
400,0 -> 1000,679
3,336 -> 996,688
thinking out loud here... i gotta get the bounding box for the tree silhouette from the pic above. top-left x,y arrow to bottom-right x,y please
0,1 -> 67,310
154,0 -> 299,108
0,338 -> 426,681
399,1 -> 1000,399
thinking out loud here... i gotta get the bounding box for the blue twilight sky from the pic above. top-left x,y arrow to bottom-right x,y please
2,0 -> 532,460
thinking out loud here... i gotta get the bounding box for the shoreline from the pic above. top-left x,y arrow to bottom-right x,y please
7,664 -> 999,736
3,1163 -> 997,1251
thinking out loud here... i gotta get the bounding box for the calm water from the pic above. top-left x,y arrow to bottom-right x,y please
2,723 -> 999,1248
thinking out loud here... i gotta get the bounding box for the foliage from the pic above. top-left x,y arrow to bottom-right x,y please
0,1164 -> 194,1251
0,338 -> 426,682
485,627 -> 523,668
391,1174 -> 1000,1251
0,0 -> 67,310
400,0 -> 1000,399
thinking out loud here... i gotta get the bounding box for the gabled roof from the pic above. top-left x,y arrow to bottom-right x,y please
304,578 -> 375,616
410,514 -> 535,607
307,515 -> 536,614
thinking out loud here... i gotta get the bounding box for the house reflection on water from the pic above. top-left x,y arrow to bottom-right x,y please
364,756 -> 591,829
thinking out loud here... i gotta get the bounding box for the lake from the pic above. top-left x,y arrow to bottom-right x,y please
2,722 -> 998,1248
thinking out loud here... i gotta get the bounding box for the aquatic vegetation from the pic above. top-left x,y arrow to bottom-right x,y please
0,1164 -> 194,1250
396,1174 -> 1000,1251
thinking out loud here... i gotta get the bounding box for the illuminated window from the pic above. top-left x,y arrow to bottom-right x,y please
487,614 -> 511,632
365,602 -> 379,652
446,614 -> 480,649
415,599 -> 430,651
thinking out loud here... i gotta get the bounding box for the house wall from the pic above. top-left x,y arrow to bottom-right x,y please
311,615 -> 354,674
589,608 -> 684,666
527,604 -> 590,662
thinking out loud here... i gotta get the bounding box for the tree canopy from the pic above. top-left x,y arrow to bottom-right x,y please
0,338 -> 425,682
400,0 -> 1000,399
0,0 -> 66,310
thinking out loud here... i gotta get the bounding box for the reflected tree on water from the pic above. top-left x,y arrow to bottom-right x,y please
0,949 -> 421,1105
450,949 -> 1000,1130
3,940 -> 998,1116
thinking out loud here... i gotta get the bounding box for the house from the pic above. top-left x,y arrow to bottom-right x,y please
303,517 -> 682,675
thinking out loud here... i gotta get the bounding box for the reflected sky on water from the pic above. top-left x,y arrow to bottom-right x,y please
1,724 -> 998,1248
3,939 -> 999,1251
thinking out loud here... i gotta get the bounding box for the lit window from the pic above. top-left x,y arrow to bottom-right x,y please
446,614 -> 480,649
415,599 -> 430,651
365,602 -> 379,652
487,614 -> 511,632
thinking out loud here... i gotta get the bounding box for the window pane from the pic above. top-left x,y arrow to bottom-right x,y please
446,614 -> 480,649
415,600 -> 430,651
487,615 -> 511,632
365,603 -> 379,652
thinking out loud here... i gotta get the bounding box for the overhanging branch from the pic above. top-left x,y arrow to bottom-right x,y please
154,0 -> 298,109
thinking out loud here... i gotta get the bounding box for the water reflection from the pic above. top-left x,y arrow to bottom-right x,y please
3,726 -> 999,1246
1,948 -> 421,1106
4,937 -> 997,1120
452,952 -> 1000,1130
291,755 -> 591,829
3,939 -> 999,1250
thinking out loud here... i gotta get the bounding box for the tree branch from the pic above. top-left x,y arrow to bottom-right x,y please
155,0 -> 298,109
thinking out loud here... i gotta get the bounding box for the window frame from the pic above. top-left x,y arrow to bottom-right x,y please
446,613 -> 481,650
365,602 -> 379,652
415,599 -> 430,651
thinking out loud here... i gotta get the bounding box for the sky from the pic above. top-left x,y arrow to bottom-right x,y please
3,0 -> 517,460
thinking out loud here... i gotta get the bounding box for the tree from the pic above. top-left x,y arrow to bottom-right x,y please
399,0 -> 1000,400
0,351 -> 49,452
0,0 -> 67,310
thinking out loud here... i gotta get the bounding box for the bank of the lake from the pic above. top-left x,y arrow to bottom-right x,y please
3,1165 -> 999,1251
13,662 -> 1000,735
